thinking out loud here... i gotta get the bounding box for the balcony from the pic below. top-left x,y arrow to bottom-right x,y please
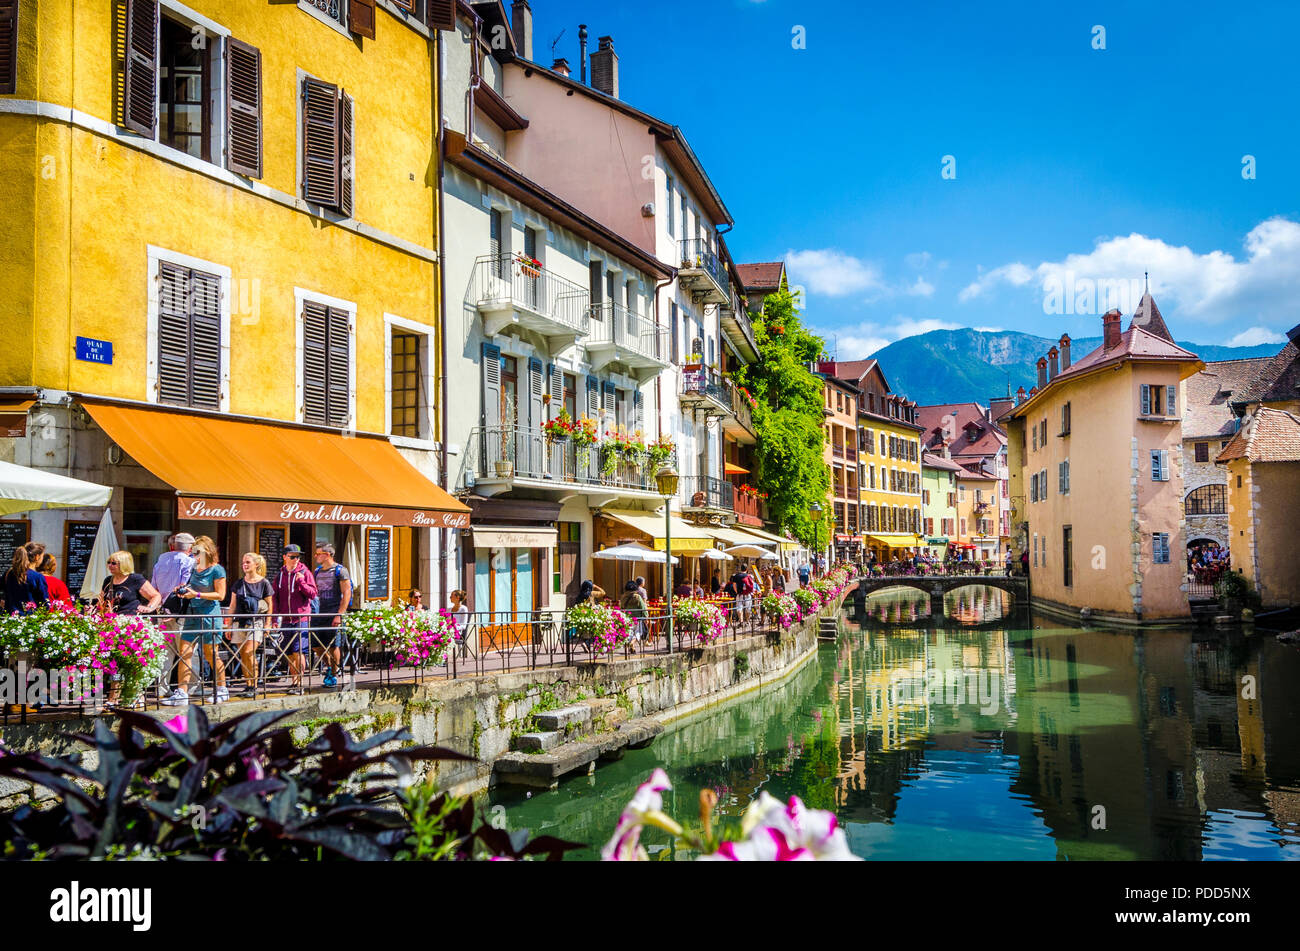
585,301 -> 671,381
677,239 -> 730,305
832,444 -> 845,460
733,488 -> 766,528
472,253 -> 590,354
679,364 -> 735,419
720,288 -> 759,362
846,445 -> 858,463
722,384 -> 756,445
681,475 -> 734,517
461,425 -> 671,498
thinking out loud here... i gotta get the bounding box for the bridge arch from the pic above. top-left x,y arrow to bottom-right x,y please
849,575 -> 1027,621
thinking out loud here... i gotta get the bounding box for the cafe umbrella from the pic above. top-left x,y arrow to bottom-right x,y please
591,543 -> 679,565
723,544 -> 778,561
0,459 -> 112,517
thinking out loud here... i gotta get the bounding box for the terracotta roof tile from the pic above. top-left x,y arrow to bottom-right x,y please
1232,339 -> 1300,405
921,452 -> 965,472
736,262 -> 785,290
1182,357 -> 1274,439
1216,407 -> 1300,463
1131,292 -> 1175,343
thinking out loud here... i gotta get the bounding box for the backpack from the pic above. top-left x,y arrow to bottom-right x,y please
310,565 -> 349,615
742,574 -> 756,595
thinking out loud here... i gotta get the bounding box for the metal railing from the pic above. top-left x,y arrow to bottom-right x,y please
587,301 -> 669,363
1,593 -> 818,721
730,387 -> 755,434
678,238 -> 730,297
472,253 -> 591,331
681,474 -> 735,511
461,424 -> 672,494
733,490 -> 765,525
679,364 -> 734,414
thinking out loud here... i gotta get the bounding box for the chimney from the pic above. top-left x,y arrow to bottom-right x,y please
1029,385 -> 1038,397
552,57 -> 571,78
510,1 -> 533,61
1103,309 -> 1122,351
591,36 -> 619,98
579,24 -> 588,84
1048,347 -> 1059,380
1036,357 -> 1048,389
1059,334 -> 1071,370
1015,386 -> 1026,405
989,396 -> 1014,420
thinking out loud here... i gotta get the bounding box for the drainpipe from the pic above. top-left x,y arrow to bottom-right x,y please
652,273 -> 675,442
437,27 -> 453,607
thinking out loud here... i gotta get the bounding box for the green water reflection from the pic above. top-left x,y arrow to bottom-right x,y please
488,586 -> 1300,860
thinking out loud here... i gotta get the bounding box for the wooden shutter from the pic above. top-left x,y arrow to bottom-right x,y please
302,301 -> 329,425
338,90 -> 354,218
481,343 -> 502,427
585,376 -> 599,418
527,358 -> 544,431
1140,384 -> 1151,416
157,263 -> 192,406
326,307 -> 350,426
633,390 -> 644,433
225,39 -> 262,178
602,381 -> 616,418
189,270 -> 222,410
348,0 -> 377,39
1166,385 -> 1177,417
427,0 -> 456,31
123,0 -> 158,137
0,1 -> 18,95
302,76 -> 340,207
547,364 -> 563,419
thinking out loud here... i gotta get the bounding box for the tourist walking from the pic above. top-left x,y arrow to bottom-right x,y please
619,580 -> 648,651
312,543 -> 352,688
797,561 -> 811,589
272,545 -> 317,693
152,532 -> 194,692
164,536 -> 227,705
227,552 -> 274,698
4,546 -> 49,615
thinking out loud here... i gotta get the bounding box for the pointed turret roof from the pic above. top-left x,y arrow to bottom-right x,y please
1131,291 -> 1174,342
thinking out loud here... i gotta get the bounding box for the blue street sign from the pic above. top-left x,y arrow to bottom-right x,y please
75,336 -> 113,365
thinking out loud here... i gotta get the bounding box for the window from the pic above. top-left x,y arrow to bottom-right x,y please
386,316 -> 433,442
121,1 -> 263,177
152,256 -> 227,411
297,291 -> 354,428
1030,472 -> 1038,503
1150,450 -> 1170,482
923,489 -> 930,505
1153,533 -> 1170,564
1140,384 -> 1177,417
1040,420 -> 1048,447
1039,468 -> 1048,499
1033,532 -> 1038,567
1061,402 -> 1071,436
1032,425 -> 1037,452
960,518 -> 967,536
302,74 -> 355,216
880,433 -> 886,455
1062,526 -> 1073,587
670,302 -> 679,364
865,428 -> 874,455
1058,459 -> 1070,495
666,174 -> 675,235
0,1 -> 17,94
959,485 -> 966,502
563,373 -> 577,421
1185,484 -> 1227,515
1195,442 -> 1209,463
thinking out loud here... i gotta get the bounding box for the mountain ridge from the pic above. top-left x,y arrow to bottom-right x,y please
854,328 -> 1279,406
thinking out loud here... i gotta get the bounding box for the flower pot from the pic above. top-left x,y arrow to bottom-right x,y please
494,460 -> 514,478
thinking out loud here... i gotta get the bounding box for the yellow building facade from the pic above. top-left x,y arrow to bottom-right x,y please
1,0 -> 466,601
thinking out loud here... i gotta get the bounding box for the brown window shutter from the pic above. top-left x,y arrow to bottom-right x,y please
426,0 -> 456,31
302,76 -> 340,207
302,301 -> 329,425
123,0 -> 159,136
325,307 -> 351,427
188,271 -> 223,410
0,2 -> 19,96
348,0 -> 376,39
157,263 -> 192,406
338,90 -> 354,218
225,38 -> 262,178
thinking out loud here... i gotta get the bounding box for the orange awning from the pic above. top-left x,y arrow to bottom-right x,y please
81,401 -> 470,529
0,399 -> 35,413
723,462 -> 750,475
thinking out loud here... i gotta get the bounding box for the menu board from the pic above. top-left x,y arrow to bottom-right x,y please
0,520 -> 30,570
365,527 -> 391,602
63,521 -> 99,596
257,524 -> 288,578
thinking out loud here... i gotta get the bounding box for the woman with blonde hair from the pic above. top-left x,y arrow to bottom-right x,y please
163,536 -> 227,705
98,550 -> 161,616
227,551 -> 274,699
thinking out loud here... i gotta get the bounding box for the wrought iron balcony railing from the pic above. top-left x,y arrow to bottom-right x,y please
586,301 -> 670,367
461,424 -> 671,495
677,239 -> 730,304
678,364 -> 735,417
471,253 -> 591,342
681,474 -> 734,512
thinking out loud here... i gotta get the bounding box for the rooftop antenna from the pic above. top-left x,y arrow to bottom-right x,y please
549,28 -> 566,60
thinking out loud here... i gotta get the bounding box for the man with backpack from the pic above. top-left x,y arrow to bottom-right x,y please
273,545 -> 316,693
313,543 -> 353,688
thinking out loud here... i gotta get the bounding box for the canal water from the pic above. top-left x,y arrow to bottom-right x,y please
489,586 -> 1300,860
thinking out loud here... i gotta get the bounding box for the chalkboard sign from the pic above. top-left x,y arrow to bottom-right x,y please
257,524 -> 288,578
0,520 -> 30,570
365,527 -> 391,602
63,521 -> 99,595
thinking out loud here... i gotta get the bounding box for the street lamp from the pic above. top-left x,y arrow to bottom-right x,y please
809,501 -> 823,577
656,465 -> 680,653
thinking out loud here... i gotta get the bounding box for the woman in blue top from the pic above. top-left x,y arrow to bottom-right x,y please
164,535 -> 228,705
4,547 -> 49,615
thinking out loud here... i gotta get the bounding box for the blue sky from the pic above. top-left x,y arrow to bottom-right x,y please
526,0 -> 1300,357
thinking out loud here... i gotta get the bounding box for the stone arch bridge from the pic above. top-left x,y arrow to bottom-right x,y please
850,575 -> 1029,620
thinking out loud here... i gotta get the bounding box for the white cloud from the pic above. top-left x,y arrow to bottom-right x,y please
1225,326 -> 1285,347
959,218 -> 1300,330
786,249 -> 885,298
973,326 -> 1005,333
904,252 -> 932,270
906,277 -> 935,297
816,317 -> 960,361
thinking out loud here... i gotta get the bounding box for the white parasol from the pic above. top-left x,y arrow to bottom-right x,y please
592,543 -> 679,565
0,459 -> 112,517
724,544 -> 779,561
79,508 -> 121,600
